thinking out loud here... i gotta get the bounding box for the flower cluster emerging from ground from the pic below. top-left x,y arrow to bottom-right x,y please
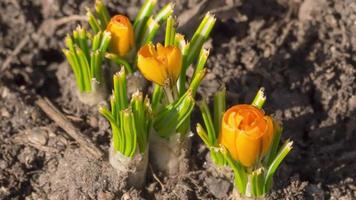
62,0 -> 292,197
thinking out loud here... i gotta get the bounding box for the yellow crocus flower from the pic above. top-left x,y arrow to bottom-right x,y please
137,43 -> 182,86
219,104 -> 276,167
106,15 -> 135,56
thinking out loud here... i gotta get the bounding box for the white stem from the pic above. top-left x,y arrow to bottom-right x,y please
149,132 -> 191,176
77,79 -> 107,106
231,175 -> 265,200
109,143 -> 148,188
245,174 -> 253,197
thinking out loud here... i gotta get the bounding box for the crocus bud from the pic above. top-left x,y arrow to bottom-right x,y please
137,43 -> 182,86
106,15 -> 135,56
219,104 -> 275,167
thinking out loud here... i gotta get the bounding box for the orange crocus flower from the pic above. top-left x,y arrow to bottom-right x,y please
219,104 -> 276,167
137,43 -> 182,86
106,15 -> 135,56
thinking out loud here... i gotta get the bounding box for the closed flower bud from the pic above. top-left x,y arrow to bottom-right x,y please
106,15 -> 135,56
219,104 -> 276,167
137,43 -> 182,86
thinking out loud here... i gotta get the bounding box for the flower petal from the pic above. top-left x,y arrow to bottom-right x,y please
106,15 -> 134,56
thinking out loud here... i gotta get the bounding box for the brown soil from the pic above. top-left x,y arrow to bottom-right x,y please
0,0 -> 355,199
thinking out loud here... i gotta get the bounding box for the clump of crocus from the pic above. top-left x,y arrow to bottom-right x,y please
197,88 -> 293,198
63,0 -> 174,105
87,0 -> 174,73
63,26 -> 111,105
136,14 -> 216,176
99,67 -> 151,188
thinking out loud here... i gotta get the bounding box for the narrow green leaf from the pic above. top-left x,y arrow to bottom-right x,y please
196,123 -> 211,146
187,13 -> 216,65
188,68 -> 206,97
105,53 -> 134,73
221,146 -> 247,194
131,91 -> 147,153
118,68 -> 128,109
134,0 -> 157,43
151,84 -> 163,112
121,109 -> 137,157
92,31 -> 102,51
72,29 -> 80,45
91,51 -> 103,83
198,99 -> 216,144
174,33 -> 187,50
76,48 -> 92,91
264,140 -> 293,192
154,3 -> 174,23
165,16 -> 176,47
99,31 -> 111,53
63,49 -> 84,91
251,87 -> 266,109
193,48 -> 209,78
251,168 -> 264,197
95,0 -> 110,29
99,106 -> 121,152
213,88 -> 226,136
154,92 -> 195,138
65,35 -> 75,53
264,121 -> 283,166
77,27 -> 90,61
140,17 -> 160,45
87,10 -> 101,33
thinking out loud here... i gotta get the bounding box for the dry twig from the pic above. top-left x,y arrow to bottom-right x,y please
35,96 -> 104,159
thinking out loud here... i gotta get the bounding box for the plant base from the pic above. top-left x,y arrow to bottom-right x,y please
232,188 -> 266,200
77,81 -> 107,106
149,132 -> 191,176
109,144 -> 148,188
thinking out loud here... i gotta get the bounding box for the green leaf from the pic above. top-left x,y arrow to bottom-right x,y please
186,12 -> 216,66
77,27 -> 90,61
105,53 -> 134,73
121,109 -> 137,157
99,31 -> 111,53
134,0 -> 157,43
152,84 -> 163,112
221,146 -> 247,194
251,87 -> 266,109
76,47 -> 92,92
99,106 -> 121,152
131,91 -> 148,153
192,48 -> 209,79
92,31 -> 102,51
90,51 -> 103,83
113,68 -> 128,111
189,68 -> 206,97
213,88 -> 226,136
87,10 -> 101,33
264,140 -> 293,193
140,17 -> 160,45
95,0 -> 110,29
165,16 -> 176,47
65,35 -> 76,53
264,121 -> 283,166
196,123 -> 210,146
154,3 -> 174,23
251,168 -> 264,197
63,49 -> 84,91
198,99 -> 216,144
154,91 -> 195,138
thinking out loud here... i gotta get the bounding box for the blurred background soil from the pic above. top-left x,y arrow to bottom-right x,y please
0,0 -> 355,199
